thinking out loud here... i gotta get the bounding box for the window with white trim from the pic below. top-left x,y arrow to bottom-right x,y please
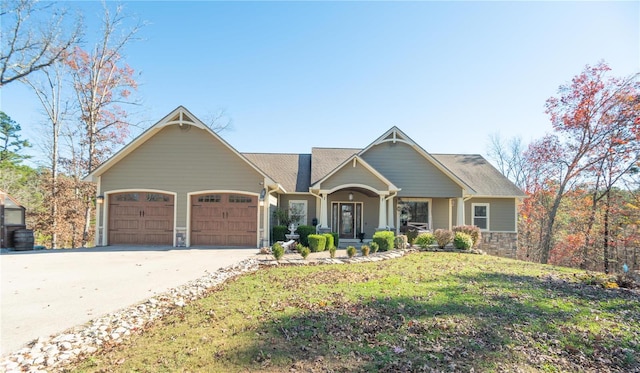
288,200 -> 307,226
472,203 -> 490,230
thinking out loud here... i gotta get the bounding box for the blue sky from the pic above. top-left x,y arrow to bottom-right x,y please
2,1 -> 638,166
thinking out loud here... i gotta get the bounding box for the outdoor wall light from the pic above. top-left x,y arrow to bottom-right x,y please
96,195 -> 104,204
348,192 -> 354,201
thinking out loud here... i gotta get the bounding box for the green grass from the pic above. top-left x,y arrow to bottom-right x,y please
70,253 -> 639,372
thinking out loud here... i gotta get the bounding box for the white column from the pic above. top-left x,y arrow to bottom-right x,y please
387,197 -> 394,229
378,195 -> 387,229
320,193 -> 328,227
456,197 -> 465,226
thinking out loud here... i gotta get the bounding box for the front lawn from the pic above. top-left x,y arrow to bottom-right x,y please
72,252 -> 639,372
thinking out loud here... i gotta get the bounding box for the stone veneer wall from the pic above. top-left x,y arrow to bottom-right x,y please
478,232 -> 518,259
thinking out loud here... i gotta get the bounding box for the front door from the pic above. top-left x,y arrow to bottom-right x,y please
332,202 -> 363,239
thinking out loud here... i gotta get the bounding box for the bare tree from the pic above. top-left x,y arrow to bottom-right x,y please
21,60 -> 73,248
203,108 -> 233,133
487,133 -> 527,189
1,0 -> 82,86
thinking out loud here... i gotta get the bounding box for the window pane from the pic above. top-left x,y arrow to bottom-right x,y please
115,193 -> 138,202
5,209 -> 23,224
147,193 -> 170,202
198,194 -> 221,203
474,205 -> 487,217
474,217 -> 487,229
229,195 -> 252,203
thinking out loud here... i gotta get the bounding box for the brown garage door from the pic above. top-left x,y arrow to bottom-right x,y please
191,193 -> 257,246
109,192 -> 174,245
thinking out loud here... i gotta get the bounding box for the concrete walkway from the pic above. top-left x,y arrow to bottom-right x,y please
0,246 -> 255,356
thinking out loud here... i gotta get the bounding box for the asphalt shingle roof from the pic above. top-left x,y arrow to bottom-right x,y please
310,147 -> 360,185
243,153 -> 311,193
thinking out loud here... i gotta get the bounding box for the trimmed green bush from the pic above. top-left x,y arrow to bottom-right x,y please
329,246 -> 336,258
272,243 -> 285,260
296,225 -> 316,247
331,232 -> 339,248
415,232 -> 436,249
295,243 -> 305,252
395,235 -> 408,249
434,229 -> 454,249
373,231 -> 395,252
272,225 -> 287,243
299,246 -> 310,259
307,234 -> 327,252
361,245 -> 370,256
453,225 -> 481,248
453,232 -> 473,250
370,241 -> 379,253
346,245 -> 357,258
323,233 -> 334,250
406,228 -> 419,246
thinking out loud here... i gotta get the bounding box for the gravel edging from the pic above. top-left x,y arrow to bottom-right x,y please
0,249 -> 417,373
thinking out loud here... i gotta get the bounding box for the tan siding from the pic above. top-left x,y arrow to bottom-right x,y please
278,194 -> 317,226
322,161 -> 388,191
100,125 -> 264,227
432,198 -> 450,230
465,198 -> 516,232
361,142 -> 463,197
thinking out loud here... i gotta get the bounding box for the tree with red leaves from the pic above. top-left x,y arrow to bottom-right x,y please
528,62 -> 639,264
66,3 -> 142,246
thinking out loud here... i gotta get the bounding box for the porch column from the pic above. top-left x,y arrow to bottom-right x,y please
319,192 -> 329,227
456,197 -> 465,226
387,197 -> 394,229
378,195 -> 387,229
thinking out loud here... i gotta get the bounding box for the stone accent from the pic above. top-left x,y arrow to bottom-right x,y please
478,232 -> 518,259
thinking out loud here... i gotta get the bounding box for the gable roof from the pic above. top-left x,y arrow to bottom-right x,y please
310,154 -> 400,193
310,147 -> 360,185
357,126 -> 476,194
84,106 -> 274,185
243,153 -> 311,193
432,154 -> 526,197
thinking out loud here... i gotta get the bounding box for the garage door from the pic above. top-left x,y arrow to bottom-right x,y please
191,193 -> 257,246
109,192 -> 174,245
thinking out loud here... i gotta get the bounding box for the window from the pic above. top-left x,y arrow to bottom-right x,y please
288,200 -> 307,225
197,194 -> 221,203
147,193 -> 170,202
229,195 -> 252,203
472,203 -> 490,230
398,198 -> 431,230
114,193 -> 139,202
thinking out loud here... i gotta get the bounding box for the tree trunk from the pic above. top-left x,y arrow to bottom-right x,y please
603,190 -> 611,274
540,187 -> 565,264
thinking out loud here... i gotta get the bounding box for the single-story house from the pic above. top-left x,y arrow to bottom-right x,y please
84,106 -> 526,256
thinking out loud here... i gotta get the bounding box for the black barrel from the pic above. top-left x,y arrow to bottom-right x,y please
13,229 -> 34,251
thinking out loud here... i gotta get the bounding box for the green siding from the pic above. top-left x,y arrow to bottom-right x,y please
465,198 -> 516,232
322,161 -> 388,191
278,194 -> 317,226
361,142 -> 463,197
100,125 -> 264,227
432,198 -> 450,230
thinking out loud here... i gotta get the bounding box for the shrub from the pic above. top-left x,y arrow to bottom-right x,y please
453,225 -> 481,248
299,246 -> 310,259
272,225 -> 287,243
395,235 -> 408,249
370,241 -> 379,253
295,243 -> 305,252
307,234 -> 327,252
346,245 -> 357,258
272,243 -> 285,260
331,232 -> 339,248
329,246 -> 336,258
361,245 -> 370,256
433,229 -> 454,249
406,228 -> 419,246
373,231 -> 395,252
453,232 -> 473,250
323,233 -> 335,250
296,225 -> 316,246
415,232 -> 436,249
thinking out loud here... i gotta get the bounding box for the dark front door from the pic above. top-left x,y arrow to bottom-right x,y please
339,203 -> 355,239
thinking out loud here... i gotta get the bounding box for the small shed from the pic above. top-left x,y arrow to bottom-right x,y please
0,190 -> 27,248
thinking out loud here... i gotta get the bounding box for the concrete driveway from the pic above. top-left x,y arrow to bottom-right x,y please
0,246 -> 256,356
